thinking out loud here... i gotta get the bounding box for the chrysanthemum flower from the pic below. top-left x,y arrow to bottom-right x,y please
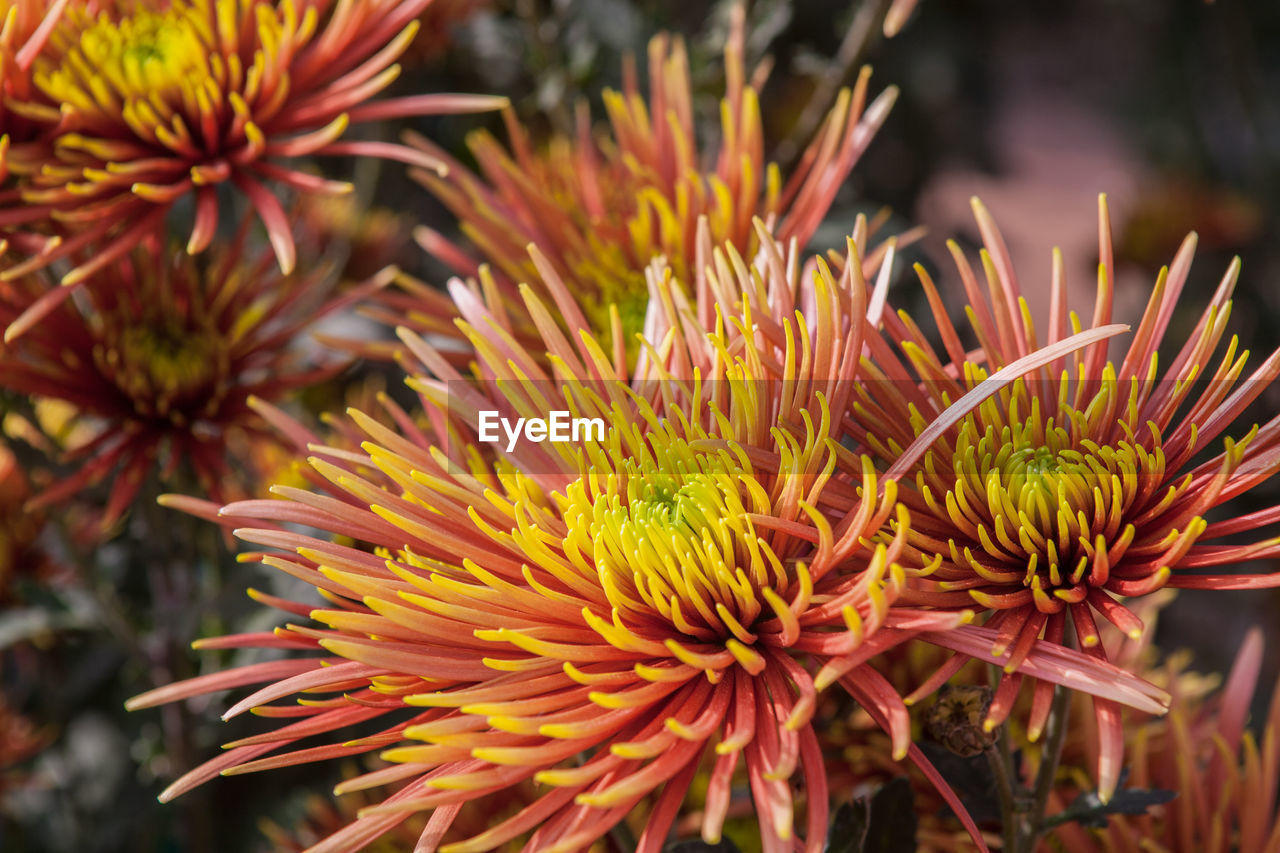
0,224 -> 380,529
1050,629 -> 1280,852
393,6 -> 898,353
0,0 -> 504,311
852,193 -> 1280,799
131,229 -> 1168,852
131,250 -> 930,852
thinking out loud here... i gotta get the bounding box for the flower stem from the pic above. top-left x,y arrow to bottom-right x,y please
140,478 -> 215,853
1028,686 -> 1071,845
985,730 -> 1019,853
982,661 -> 1075,853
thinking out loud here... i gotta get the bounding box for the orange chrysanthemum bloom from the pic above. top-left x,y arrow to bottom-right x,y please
131,247 -> 930,852
0,0 -> 503,333
131,229 -> 1169,852
852,194 -> 1280,799
0,225 -> 379,528
1051,628 -> 1280,852
385,7 -> 898,353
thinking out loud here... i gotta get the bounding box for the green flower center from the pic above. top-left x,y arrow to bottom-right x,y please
560,428 -> 783,646
73,10 -> 203,100
937,414 -> 1152,594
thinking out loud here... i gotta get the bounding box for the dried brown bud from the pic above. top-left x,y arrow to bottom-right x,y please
924,685 -> 996,757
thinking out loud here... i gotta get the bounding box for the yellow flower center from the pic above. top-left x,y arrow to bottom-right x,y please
98,320 -> 228,423
41,7 -> 206,108
953,416 -> 1146,590
563,427 -> 784,645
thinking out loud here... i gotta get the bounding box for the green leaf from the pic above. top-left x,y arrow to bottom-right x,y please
917,741 -> 1004,824
827,777 -> 918,853
1046,786 -> 1178,830
826,796 -> 869,853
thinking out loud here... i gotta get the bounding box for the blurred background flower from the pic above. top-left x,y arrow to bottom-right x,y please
1049,627 -> 1280,853
389,7 -> 897,359
0,222 -> 376,531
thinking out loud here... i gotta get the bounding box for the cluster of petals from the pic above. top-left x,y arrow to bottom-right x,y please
0,222 -> 379,528
379,6 -> 900,356
0,0 -> 504,339
849,194 -> 1280,798
0,0 -> 1262,847
132,224 -> 1174,852
1051,626 -> 1280,852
